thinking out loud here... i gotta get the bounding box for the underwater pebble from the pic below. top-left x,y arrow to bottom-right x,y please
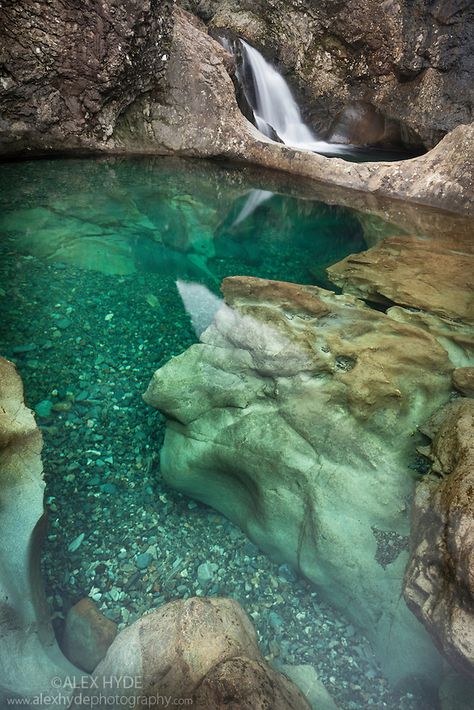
135,553 -> 153,570
68,533 -> 85,552
35,399 -> 53,418
197,561 -> 218,584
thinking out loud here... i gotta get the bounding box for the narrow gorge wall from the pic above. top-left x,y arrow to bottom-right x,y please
183,0 -> 474,149
0,0 -> 174,156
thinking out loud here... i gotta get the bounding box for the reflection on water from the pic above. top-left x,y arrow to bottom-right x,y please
0,156 -> 369,289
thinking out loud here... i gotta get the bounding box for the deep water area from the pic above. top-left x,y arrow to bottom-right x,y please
0,156 -> 434,709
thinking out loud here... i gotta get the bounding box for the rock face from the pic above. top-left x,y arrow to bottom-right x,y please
115,8 -> 474,215
73,597 -> 311,709
453,368 -> 474,398
1,6 -> 474,215
404,399 -> 474,679
185,0 -> 474,149
144,275 -> 453,687
0,357 -> 77,703
0,0 -> 173,156
328,234 -> 474,324
327,233 -> 474,368
62,598 -> 117,673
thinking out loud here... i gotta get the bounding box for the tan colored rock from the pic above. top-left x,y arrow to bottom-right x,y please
62,598 -> 117,672
404,399 -> 474,678
72,597 -> 310,709
0,357 -> 77,703
387,308 -> 474,370
327,233 -> 474,367
327,234 -> 474,324
144,275 -> 452,687
453,368 -> 474,397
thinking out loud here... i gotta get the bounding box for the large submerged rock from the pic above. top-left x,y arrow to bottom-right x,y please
404,399 -> 474,679
73,597 -> 311,709
0,357 -> 77,703
144,275 -> 453,687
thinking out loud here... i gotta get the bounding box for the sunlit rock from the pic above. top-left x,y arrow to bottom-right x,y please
72,597 -> 311,709
144,276 -> 453,687
404,399 -> 474,679
453,368 -> 474,398
0,357 -> 77,703
328,233 -> 474,368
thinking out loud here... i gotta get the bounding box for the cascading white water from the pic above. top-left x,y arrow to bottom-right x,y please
225,38 -> 350,155
240,40 -> 316,147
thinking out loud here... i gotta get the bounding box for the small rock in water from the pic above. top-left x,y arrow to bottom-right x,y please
145,293 -> 159,308
35,399 -> 53,418
68,532 -> 85,552
136,552 -> 153,570
197,561 -> 217,584
56,317 -> 72,330
62,598 -> 117,673
12,343 -> 38,354
101,483 -> 118,494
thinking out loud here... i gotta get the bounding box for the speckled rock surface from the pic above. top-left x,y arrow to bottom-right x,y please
0,0 -> 174,156
72,597 -> 311,709
404,399 -> 474,679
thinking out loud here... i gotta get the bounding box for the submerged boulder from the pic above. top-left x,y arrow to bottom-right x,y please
72,597 -> 311,709
404,399 -> 474,679
62,598 -> 117,673
0,357 -> 77,703
144,275 -> 453,687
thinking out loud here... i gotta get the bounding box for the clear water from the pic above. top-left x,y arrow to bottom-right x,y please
0,156 -> 431,709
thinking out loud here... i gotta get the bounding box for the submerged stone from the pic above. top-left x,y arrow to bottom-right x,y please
34,399 -> 53,418
144,275 -> 453,689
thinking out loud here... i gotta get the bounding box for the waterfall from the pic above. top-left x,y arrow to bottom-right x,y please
239,40 -> 316,147
221,36 -> 350,155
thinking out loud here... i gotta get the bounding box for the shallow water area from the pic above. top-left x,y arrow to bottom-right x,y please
0,155 -> 448,709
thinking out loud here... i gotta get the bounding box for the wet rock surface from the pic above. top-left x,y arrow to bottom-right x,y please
327,234 -> 474,325
404,399 -> 474,679
73,597 -> 312,709
185,0 -> 474,149
453,368 -> 474,398
144,274 -> 452,688
328,233 -> 474,368
0,357 -> 76,702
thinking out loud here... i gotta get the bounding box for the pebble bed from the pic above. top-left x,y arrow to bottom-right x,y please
0,244 -> 435,710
